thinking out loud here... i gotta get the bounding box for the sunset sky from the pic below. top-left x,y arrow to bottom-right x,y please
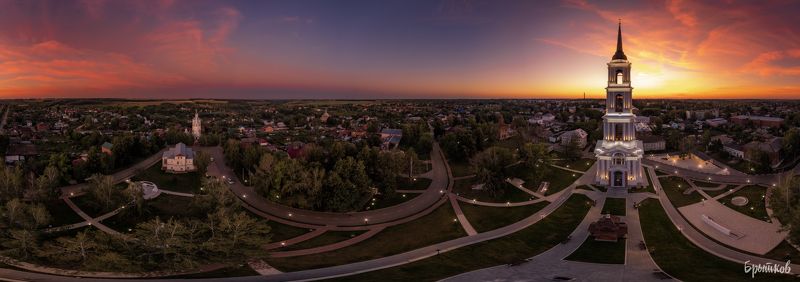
1,0 -> 799,99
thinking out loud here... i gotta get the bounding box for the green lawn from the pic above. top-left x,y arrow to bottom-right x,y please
327,194 -> 592,282
131,161 -> 202,194
493,135 -> 524,150
655,170 -> 669,176
602,198 -> 626,216
279,231 -> 365,251
448,160 -> 473,177
267,221 -> 310,243
718,185 -> 769,222
364,192 -> 419,211
565,237 -> 626,264
460,201 -> 548,233
452,178 -> 533,203
691,180 -> 721,188
267,203 -> 466,271
631,169 -> 655,193
764,240 -> 800,262
639,198 -> 795,281
576,185 -> 594,191
102,194 -> 200,232
168,265 -> 260,278
553,158 -> 596,172
703,185 -> 735,198
46,199 -> 85,227
660,176 -> 704,207
507,165 -> 580,196
396,176 -> 432,190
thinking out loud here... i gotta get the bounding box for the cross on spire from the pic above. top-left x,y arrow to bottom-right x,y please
612,20 -> 627,60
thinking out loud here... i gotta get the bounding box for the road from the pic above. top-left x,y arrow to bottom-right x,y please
199,143 -> 451,228
60,148 -> 167,197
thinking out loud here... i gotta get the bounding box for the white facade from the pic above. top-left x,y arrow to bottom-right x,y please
162,142 -> 196,173
192,111 -> 201,140
594,23 -> 645,188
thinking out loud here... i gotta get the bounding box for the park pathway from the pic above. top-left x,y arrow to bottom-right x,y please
646,165 -> 800,272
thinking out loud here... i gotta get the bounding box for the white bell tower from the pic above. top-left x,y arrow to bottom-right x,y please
192,110 -> 202,140
594,21 -> 645,188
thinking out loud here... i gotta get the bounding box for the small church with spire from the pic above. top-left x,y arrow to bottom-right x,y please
594,21 -> 645,188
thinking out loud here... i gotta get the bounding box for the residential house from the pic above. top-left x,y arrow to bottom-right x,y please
560,128 -> 587,148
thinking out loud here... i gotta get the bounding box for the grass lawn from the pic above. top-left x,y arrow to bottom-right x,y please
553,158 -> 596,172
703,185 -> 735,198
267,203 -> 466,271
460,201 -> 548,233
102,194 -> 200,232
576,185 -> 594,191
46,199 -> 85,227
131,161 -> 202,194
655,170 -> 669,176
660,176 -> 704,207
565,237 -> 626,264
327,194 -> 592,282
364,192 -> 419,211
691,180 -> 720,188
448,160 -> 473,177
493,135 -> 524,150
168,264 -> 260,278
267,221 -> 310,243
764,240 -> 800,262
453,179 -> 533,203
639,198 -> 796,281
507,165 -> 580,196
279,231 -> 365,251
396,176 -> 432,190
631,169 -> 656,193
602,198 -> 626,216
718,185 -> 769,222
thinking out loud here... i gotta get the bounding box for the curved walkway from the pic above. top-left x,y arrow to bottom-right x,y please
60,148 -> 168,198
647,166 -> 800,272
454,194 -> 548,207
198,143 -> 450,228
644,158 -> 797,187
268,228 -> 385,258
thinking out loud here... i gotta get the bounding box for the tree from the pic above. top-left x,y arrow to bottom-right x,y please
28,203 -> 51,228
4,198 -> 26,227
519,142 -> 551,183
28,165 -> 60,203
0,165 -> 24,201
194,150 -> 212,176
470,147 -> 517,197
320,157 -> 370,212
783,128 -> 800,159
87,174 -> 117,211
563,138 -> 581,161
2,229 -> 37,258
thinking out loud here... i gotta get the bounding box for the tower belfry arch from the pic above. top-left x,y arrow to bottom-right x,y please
594,21 -> 644,188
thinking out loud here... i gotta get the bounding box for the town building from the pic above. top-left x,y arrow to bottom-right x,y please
560,128 -> 587,148
162,142 -> 196,173
594,22 -> 645,188
380,128 -> 403,150
705,117 -> 728,127
101,142 -> 114,155
5,143 -> 38,164
731,115 -> 784,128
640,134 -> 666,152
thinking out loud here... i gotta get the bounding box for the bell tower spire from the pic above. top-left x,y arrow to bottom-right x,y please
612,20 -> 627,60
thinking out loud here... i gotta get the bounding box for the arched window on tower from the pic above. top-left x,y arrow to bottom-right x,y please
615,94 -> 624,112
616,70 -> 624,84
615,124 -> 624,141
613,153 -> 625,165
